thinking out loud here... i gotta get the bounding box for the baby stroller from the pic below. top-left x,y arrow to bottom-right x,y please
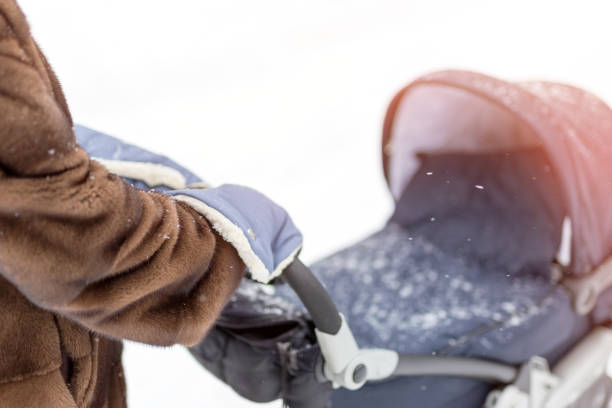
188,70 -> 612,408
75,69 -> 612,408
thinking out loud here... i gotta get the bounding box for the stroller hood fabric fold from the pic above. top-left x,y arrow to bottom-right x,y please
382,70 -> 612,278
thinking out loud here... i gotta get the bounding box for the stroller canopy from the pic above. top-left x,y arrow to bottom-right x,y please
382,70 -> 612,278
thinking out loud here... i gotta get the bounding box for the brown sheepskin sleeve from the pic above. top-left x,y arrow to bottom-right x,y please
0,1 -> 245,347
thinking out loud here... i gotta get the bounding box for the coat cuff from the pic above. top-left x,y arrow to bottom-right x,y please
172,194 -> 301,284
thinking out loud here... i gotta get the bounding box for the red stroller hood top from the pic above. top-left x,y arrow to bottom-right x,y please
382,70 -> 612,277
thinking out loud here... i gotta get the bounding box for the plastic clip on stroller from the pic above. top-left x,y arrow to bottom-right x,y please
284,259 -> 400,390
563,256 -> 612,315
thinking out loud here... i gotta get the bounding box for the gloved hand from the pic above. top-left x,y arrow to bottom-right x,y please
168,185 -> 302,283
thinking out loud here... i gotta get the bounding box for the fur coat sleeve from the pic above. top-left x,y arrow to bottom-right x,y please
0,0 -> 245,347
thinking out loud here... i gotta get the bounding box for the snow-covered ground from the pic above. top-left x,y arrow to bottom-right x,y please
16,0 -> 612,406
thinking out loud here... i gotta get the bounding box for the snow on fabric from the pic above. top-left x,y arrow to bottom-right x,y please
275,223 -> 588,360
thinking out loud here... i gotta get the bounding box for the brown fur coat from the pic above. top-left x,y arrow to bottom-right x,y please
0,1 -> 245,406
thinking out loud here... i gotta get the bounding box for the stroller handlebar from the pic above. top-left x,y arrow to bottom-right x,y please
284,258 -> 343,335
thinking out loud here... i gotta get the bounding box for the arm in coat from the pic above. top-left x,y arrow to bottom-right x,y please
0,0 -> 246,347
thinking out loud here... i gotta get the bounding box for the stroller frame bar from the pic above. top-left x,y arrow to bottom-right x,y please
487,327 -> 612,408
394,354 -> 517,383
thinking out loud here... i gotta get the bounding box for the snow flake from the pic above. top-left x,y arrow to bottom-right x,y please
507,315 -> 522,327
501,302 -> 516,313
399,285 -> 413,298
247,228 -> 257,240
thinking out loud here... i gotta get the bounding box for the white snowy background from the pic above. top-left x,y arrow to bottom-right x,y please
16,0 -> 612,406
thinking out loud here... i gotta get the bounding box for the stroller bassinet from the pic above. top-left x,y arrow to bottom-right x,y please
271,148 -> 590,407
75,69 -> 612,408
190,71 -> 612,408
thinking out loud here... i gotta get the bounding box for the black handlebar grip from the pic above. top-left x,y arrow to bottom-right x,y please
284,258 -> 343,335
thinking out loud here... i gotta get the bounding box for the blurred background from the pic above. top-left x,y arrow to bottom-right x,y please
17,0 -> 612,406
